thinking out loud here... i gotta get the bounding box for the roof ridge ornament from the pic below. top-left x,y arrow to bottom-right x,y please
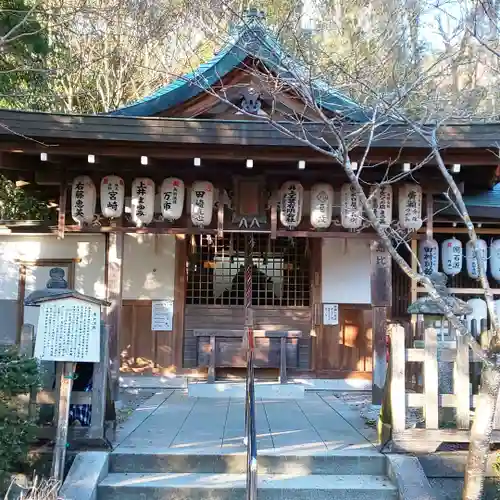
243,7 -> 266,21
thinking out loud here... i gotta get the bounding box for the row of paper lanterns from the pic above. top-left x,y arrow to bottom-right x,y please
420,237 -> 500,280
71,176 -> 423,229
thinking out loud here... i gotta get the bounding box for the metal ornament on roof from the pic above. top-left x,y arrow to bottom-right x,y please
419,238 -> 439,276
279,181 -> 303,229
340,183 -> 362,229
369,185 -> 393,228
131,177 -> 155,227
398,183 -> 422,230
71,175 -> 96,224
466,239 -> 488,279
161,177 -> 185,221
441,237 -> 463,276
407,272 -> 472,316
100,175 -> 125,219
191,181 -> 214,227
490,239 -> 500,281
310,183 -> 334,229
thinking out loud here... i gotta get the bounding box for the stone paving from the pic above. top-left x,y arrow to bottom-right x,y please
113,390 -> 379,456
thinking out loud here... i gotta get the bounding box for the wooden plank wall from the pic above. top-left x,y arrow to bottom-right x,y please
316,305 -> 373,379
183,305 -> 311,370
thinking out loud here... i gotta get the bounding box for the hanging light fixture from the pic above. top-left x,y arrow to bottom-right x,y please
194,157 -> 201,166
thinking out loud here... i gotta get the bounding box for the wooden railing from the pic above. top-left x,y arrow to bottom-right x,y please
388,320 -> 500,453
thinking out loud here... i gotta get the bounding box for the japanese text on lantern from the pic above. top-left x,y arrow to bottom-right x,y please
377,186 -> 390,225
344,185 -> 359,224
74,181 -> 85,218
105,178 -> 120,213
423,246 -> 437,275
164,181 -> 179,213
448,241 -> 461,271
194,190 -> 206,224
284,184 -> 297,225
315,190 -> 328,226
404,189 -> 420,224
136,181 -> 147,217
34,299 -> 100,362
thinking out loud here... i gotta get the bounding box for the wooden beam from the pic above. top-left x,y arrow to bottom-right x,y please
172,235 -> 187,371
57,179 -> 67,239
310,239 -> 322,374
370,240 -> 392,405
105,231 -> 124,398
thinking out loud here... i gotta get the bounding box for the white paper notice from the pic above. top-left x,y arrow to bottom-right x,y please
151,300 -> 174,331
323,303 -> 339,326
34,298 -> 101,362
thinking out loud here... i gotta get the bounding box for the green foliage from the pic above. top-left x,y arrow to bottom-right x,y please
0,347 -> 39,489
0,0 -> 50,109
0,175 -> 51,221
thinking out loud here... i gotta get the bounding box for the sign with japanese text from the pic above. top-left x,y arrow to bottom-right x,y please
151,300 -> 174,331
280,181 -> 304,229
323,303 -> 339,325
34,298 -> 100,362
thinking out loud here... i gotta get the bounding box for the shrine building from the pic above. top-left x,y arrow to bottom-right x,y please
0,10 -> 500,399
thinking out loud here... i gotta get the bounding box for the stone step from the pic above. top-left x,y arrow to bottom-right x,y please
188,381 -> 305,399
109,450 -> 386,475
98,472 -> 398,500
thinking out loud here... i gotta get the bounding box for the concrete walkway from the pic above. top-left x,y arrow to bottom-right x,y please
113,390 -> 378,456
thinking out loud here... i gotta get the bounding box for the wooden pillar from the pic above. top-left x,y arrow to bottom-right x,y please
309,238 -> 322,373
172,235 -> 187,370
105,231 -> 124,398
371,240 -> 392,405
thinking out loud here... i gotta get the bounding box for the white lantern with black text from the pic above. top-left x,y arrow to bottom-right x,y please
71,175 -> 96,224
191,181 -> 214,227
369,185 -> 393,228
466,239 -> 488,279
161,178 -> 185,221
398,184 -> 422,230
131,178 -> 155,227
100,175 -> 124,219
419,238 -> 439,275
340,183 -> 362,229
490,239 -> 500,281
310,183 -> 334,229
280,181 -> 304,228
441,237 -> 463,276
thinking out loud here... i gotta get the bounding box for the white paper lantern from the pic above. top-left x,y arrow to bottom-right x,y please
466,239 -> 488,279
131,178 -> 155,226
161,178 -> 185,221
419,238 -> 439,275
280,181 -> 304,228
71,175 -> 96,224
369,185 -> 393,228
340,183 -> 362,229
490,240 -> 500,281
398,184 -> 422,230
466,298 -> 487,335
310,183 -> 334,229
191,181 -> 214,227
100,175 -> 125,219
441,237 -> 463,276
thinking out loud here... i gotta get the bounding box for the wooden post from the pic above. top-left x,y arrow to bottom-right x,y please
371,241 -> 392,404
424,327 -> 439,429
57,179 -> 67,240
390,324 -> 406,434
309,238 -> 322,374
208,335 -> 216,383
172,235 -> 187,371
455,330 -> 470,429
51,361 -> 75,483
279,336 -> 287,384
105,232 -> 124,398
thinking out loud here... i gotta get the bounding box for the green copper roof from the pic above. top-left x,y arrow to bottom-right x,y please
109,10 -> 370,121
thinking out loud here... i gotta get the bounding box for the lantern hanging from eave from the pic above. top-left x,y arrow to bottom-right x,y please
161,177 -> 185,221
466,239 -> 488,279
419,238 -> 439,275
490,239 -> 500,282
398,183 -> 422,230
369,185 -> 393,228
100,175 -> 125,219
279,181 -> 304,229
441,237 -> 463,276
131,177 -> 155,227
191,181 -> 214,227
71,175 -> 96,224
340,183 -> 362,229
310,183 -> 334,229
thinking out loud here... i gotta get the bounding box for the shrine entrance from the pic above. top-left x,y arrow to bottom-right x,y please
183,233 -> 312,379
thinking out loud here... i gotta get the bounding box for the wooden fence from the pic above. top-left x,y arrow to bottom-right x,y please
389,319 -> 500,453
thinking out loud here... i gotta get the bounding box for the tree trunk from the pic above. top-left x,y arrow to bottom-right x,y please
463,362 -> 500,500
